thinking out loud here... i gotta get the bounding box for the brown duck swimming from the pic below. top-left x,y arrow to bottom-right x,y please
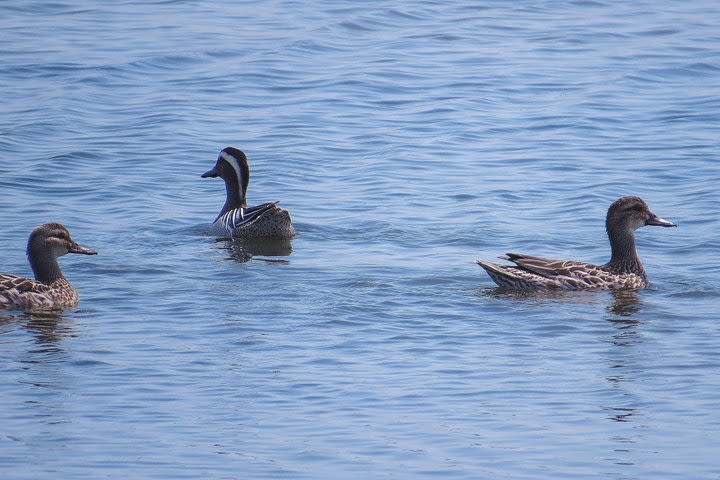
201,147 -> 296,239
476,196 -> 676,290
0,223 -> 97,309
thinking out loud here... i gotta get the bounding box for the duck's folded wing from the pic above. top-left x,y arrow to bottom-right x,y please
0,274 -> 50,295
217,202 -> 279,231
504,253 -> 598,279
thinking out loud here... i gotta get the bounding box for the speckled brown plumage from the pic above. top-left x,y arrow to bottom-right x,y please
476,196 -> 676,290
0,275 -> 80,309
202,147 -> 296,239
0,223 -> 97,310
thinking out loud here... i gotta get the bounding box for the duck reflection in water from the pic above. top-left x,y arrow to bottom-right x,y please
24,310 -> 68,345
608,289 -> 641,317
603,406 -> 639,423
605,289 -> 643,349
602,289 -> 644,428
215,237 -> 293,263
0,310 -> 68,346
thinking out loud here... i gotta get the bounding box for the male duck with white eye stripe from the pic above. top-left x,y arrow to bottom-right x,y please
201,147 -> 296,239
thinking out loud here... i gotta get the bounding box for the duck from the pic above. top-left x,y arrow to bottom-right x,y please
201,147 -> 296,239
0,223 -> 97,309
476,196 -> 676,290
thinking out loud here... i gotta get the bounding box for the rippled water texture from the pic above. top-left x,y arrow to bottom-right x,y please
1,1 -> 719,478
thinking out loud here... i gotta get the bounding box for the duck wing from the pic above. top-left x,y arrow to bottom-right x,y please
477,252 -> 646,290
215,202 -> 280,232
0,274 -> 49,293
503,253 -> 599,278
507,253 -> 627,289
0,274 -> 52,306
476,252 -> 615,290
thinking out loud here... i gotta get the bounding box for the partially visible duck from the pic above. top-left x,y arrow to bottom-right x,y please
476,196 -> 676,290
0,223 -> 97,309
201,147 -> 296,239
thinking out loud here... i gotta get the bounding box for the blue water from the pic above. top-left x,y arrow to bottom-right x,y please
1,1 -> 720,478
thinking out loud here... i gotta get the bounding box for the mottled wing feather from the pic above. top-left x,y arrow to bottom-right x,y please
477,254 -> 646,290
0,274 -> 79,309
505,253 -> 598,278
0,274 -> 52,295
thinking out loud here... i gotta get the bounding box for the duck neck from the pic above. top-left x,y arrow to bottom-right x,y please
605,227 -> 646,279
28,247 -> 64,284
218,173 -> 247,218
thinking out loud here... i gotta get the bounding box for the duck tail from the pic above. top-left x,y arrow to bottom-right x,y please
475,260 -> 518,288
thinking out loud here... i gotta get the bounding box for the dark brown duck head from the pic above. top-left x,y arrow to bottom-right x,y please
606,196 -> 676,233
201,147 -> 250,216
605,196 -> 676,276
26,223 -> 97,284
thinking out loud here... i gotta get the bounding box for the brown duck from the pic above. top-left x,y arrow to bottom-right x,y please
476,196 -> 676,290
0,223 -> 97,309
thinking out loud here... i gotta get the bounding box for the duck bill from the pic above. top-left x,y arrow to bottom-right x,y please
646,214 -> 677,227
201,167 -> 218,178
69,243 -> 98,255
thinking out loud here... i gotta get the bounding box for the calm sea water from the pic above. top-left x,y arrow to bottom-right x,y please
1,1 -> 719,478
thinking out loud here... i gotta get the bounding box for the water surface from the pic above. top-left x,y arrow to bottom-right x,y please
1,1 -> 719,478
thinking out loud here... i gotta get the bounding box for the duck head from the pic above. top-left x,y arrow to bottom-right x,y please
201,147 -> 250,211
26,223 -> 97,283
27,223 -> 97,259
606,196 -> 676,233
